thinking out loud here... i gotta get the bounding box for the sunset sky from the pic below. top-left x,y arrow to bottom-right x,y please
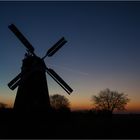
0,1 -> 140,113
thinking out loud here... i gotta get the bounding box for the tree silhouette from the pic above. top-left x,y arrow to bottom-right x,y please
50,94 -> 70,112
91,88 -> 130,115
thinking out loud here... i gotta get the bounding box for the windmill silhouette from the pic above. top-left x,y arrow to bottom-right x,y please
8,24 -> 73,112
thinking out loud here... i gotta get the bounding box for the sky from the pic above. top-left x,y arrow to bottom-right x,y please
0,1 -> 140,113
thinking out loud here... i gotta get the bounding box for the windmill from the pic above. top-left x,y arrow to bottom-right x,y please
8,24 -> 73,112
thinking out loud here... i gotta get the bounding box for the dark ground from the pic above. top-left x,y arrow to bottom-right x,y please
0,109 -> 140,138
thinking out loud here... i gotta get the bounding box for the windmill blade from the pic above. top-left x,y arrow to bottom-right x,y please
9,79 -> 21,90
8,24 -> 35,54
46,68 -> 73,94
8,73 -> 21,89
43,37 -> 67,58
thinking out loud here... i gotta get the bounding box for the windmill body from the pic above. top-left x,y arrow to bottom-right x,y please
14,54 -> 50,112
8,24 -> 73,112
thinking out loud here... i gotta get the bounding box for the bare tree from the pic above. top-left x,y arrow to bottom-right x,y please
91,88 -> 130,115
50,94 -> 70,112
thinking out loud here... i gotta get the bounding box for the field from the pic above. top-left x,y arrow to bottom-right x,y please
0,110 -> 140,138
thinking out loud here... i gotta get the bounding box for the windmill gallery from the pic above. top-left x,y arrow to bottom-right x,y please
7,24 -> 73,112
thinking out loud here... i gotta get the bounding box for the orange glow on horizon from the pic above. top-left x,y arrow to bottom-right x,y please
126,102 -> 140,113
70,101 -> 140,113
0,96 -> 14,108
70,102 -> 92,111
1,97 -> 140,113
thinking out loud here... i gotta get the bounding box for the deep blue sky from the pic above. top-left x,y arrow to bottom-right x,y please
0,1 -> 140,111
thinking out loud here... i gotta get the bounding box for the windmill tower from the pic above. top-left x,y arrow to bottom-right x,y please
8,24 -> 73,112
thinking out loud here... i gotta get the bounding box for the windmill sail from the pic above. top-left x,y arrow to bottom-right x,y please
45,37 -> 67,57
9,79 -> 21,90
8,24 -> 35,54
8,73 -> 21,89
46,68 -> 73,94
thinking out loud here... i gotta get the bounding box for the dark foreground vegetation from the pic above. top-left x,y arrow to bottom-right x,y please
0,109 -> 140,138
